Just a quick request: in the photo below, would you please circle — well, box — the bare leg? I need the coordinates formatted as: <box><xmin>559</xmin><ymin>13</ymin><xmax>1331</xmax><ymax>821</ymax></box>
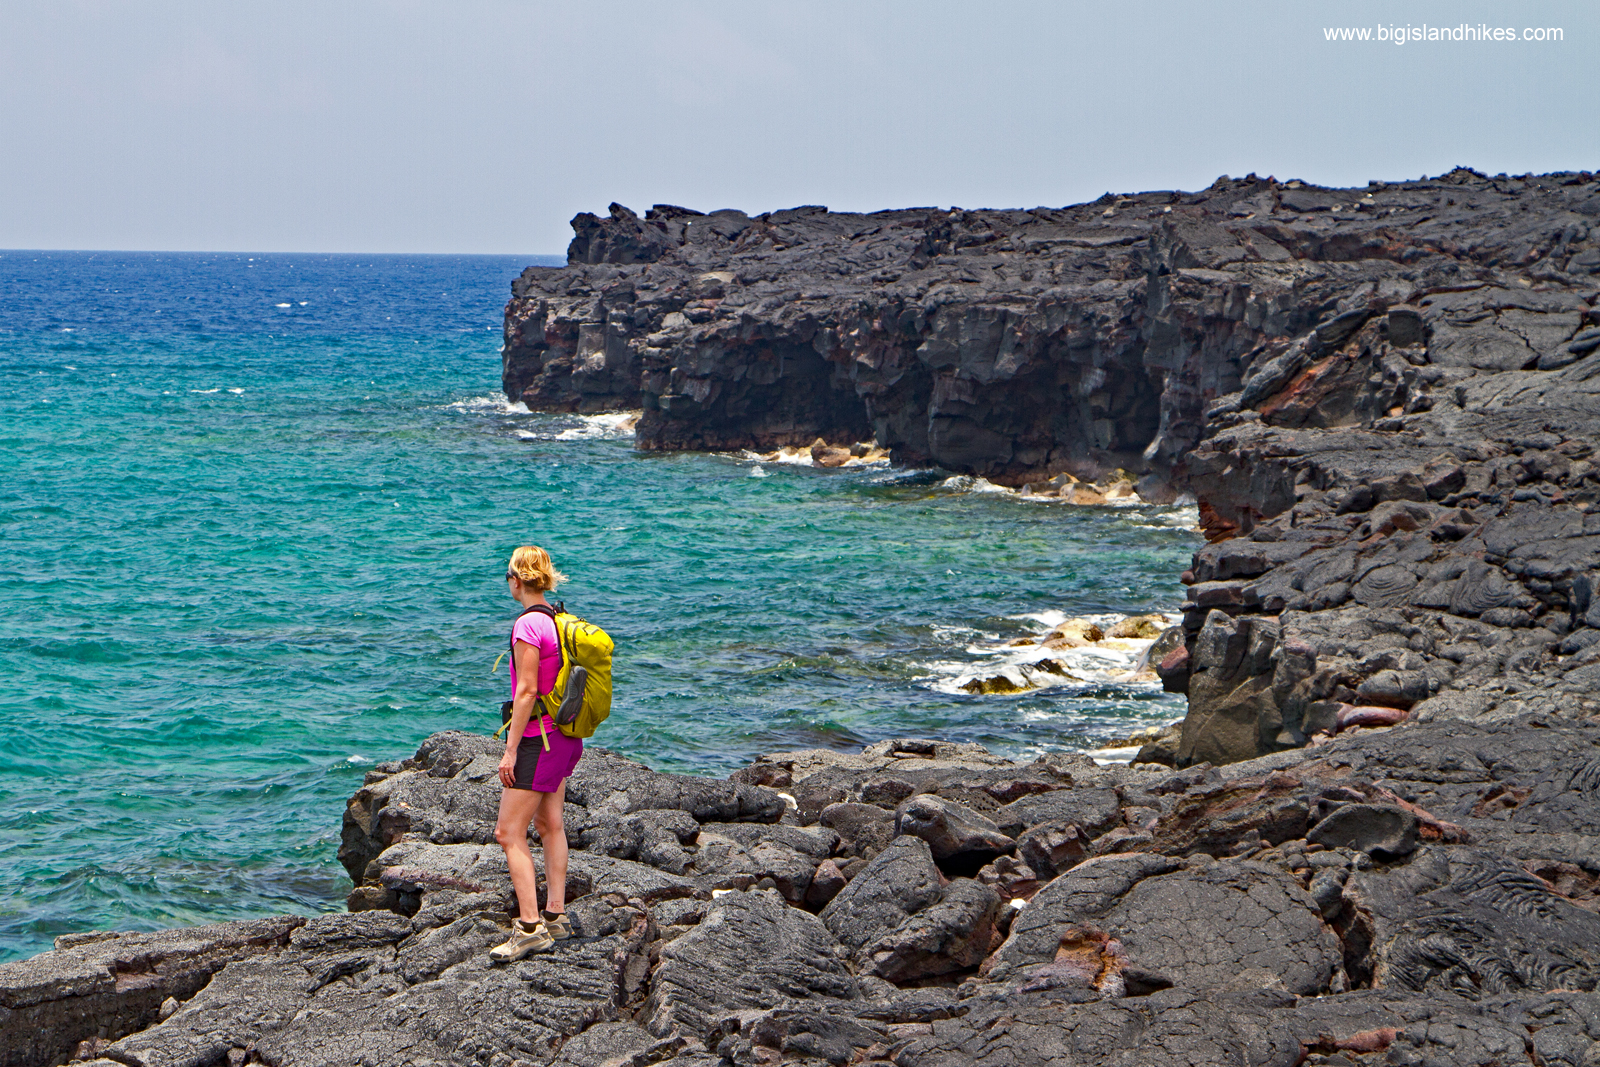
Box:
<box><xmin>495</xmin><ymin>787</ymin><xmax>542</xmax><ymax>923</ymax></box>
<box><xmin>532</xmin><ymin>780</ymin><xmax>568</xmax><ymax>913</ymax></box>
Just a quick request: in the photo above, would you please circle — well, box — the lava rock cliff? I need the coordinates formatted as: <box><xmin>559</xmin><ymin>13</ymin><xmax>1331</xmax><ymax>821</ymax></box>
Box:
<box><xmin>506</xmin><ymin>170</ymin><xmax>1600</xmax><ymax>766</ymax></box>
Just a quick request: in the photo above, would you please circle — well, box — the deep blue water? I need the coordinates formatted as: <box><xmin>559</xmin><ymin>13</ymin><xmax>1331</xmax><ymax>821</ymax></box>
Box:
<box><xmin>0</xmin><ymin>250</ymin><xmax>1197</xmax><ymax>962</ymax></box>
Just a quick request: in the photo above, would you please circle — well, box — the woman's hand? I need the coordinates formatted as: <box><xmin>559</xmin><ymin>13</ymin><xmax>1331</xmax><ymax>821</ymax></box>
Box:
<box><xmin>498</xmin><ymin>639</ymin><xmax>542</xmax><ymax>789</ymax></box>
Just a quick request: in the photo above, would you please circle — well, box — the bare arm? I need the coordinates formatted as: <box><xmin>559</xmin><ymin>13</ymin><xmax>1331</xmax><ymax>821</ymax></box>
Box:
<box><xmin>498</xmin><ymin>639</ymin><xmax>542</xmax><ymax>787</ymax></box>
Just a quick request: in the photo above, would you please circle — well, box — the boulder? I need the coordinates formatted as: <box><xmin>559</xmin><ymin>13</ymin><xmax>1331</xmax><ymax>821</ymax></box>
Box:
<box><xmin>644</xmin><ymin>890</ymin><xmax>859</xmax><ymax>1042</ymax></box>
<box><xmin>566</xmin><ymin>748</ymin><xmax>787</xmax><ymax>823</ymax></box>
<box><xmin>690</xmin><ymin>834</ymin><xmax>821</xmax><ymax>902</ymax></box>
<box><xmin>819</xmin><ymin>836</ymin><xmax>943</xmax><ymax>955</ymax></box>
<box><xmin>860</xmin><ymin>879</ymin><xmax>1001</xmax><ymax>984</ymax></box>
<box><xmin>986</xmin><ymin>854</ymin><xmax>1344</xmax><ymax>996</ymax></box>
<box><xmin>1176</xmin><ymin>612</ymin><xmax>1283</xmax><ymax>767</ymax></box>
<box><xmin>804</xmin><ymin>860</ymin><xmax>848</xmax><ymax>908</ymax></box>
<box><xmin>549</xmin><ymin>1022</ymin><xmax>658</xmax><ymax>1066</ymax></box>
<box><xmin>992</xmin><ymin>787</ymin><xmax>1123</xmax><ymax>840</ymax></box>
<box><xmin>696</xmin><ymin>821</ymin><xmax>837</xmax><ymax>859</ymax></box>
<box><xmin>0</xmin><ymin>917</ymin><xmax>304</xmax><ymax>1067</ymax></box>
<box><xmin>1016</xmin><ymin>823</ymin><xmax>1095</xmax><ymax>880</ymax></box>
<box><xmin>1306</xmin><ymin>803</ymin><xmax>1418</xmax><ymax>859</ymax></box>
<box><xmin>894</xmin><ymin>795</ymin><xmax>1015</xmax><ymax>874</ymax></box>
<box><xmin>819</xmin><ymin>802</ymin><xmax>897</xmax><ymax>859</ymax></box>
<box><xmin>714</xmin><ymin>1007</ymin><xmax>885</xmax><ymax>1066</ymax></box>
<box><xmin>1107</xmin><ymin>615</ymin><xmax>1166</xmax><ymax>640</ymax></box>
<box><xmin>579</xmin><ymin>808</ymin><xmax>700</xmax><ymax>869</ymax></box>
<box><xmin>976</xmin><ymin>855</ymin><xmax>1041</xmax><ymax>902</ymax></box>
<box><xmin>810</xmin><ymin>439</ymin><xmax>853</xmax><ymax>467</ymax></box>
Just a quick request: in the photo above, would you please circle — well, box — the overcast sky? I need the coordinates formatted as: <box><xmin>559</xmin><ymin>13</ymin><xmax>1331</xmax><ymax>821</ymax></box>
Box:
<box><xmin>2</xmin><ymin>0</ymin><xmax>1594</xmax><ymax>254</ymax></box>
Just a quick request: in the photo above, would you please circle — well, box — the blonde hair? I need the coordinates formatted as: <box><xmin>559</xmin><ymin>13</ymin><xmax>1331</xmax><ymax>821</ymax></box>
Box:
<box><xmin>507</xmin><ymin>545</ymin><xmax>566</xmax><ymax>592</ymax></box>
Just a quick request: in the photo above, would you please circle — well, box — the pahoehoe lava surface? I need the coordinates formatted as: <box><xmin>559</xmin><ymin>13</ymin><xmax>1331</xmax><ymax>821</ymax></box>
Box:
<box><xmin>15</xmin><ymin>720</ymin><xmax>1600</xmax><ymax>1066</ymax></box>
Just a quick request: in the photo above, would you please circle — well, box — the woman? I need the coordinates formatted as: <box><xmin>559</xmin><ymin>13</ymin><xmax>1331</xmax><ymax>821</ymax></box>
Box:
<box><xmin>489</xmin><ymin>545</ymin><xmax>584</xmax><ymax>963</ymax></box>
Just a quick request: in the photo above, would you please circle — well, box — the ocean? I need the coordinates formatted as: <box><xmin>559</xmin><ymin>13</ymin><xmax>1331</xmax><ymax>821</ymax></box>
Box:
<box><xmin>0</xmin><ymin>250</ymin><xmax>1198</xmax><ymax>963</ymax></box>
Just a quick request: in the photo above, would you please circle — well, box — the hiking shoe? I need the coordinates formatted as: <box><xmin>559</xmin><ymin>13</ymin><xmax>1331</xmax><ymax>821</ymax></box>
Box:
<box><xmin>541</xmin><ymin>910</ymin><xmax>573</xmax><ymax>940</ymax></box>
<box><xmin>489</xmin><ymin>918</ymin><xmax>553</xmax><ymax>963</ymax></box>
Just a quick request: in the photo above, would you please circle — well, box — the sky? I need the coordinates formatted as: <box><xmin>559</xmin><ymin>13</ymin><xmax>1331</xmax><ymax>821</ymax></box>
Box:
<box><xmin>2</xmin><ymin>0</ymin><xmax>1595</xmax><ymax>255</ymax></box>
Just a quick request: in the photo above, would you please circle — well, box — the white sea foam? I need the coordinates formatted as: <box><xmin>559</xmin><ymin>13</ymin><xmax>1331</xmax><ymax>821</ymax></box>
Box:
<box><xmin>1018</xmin><ymin>491</ymin><xmax>1149</xmax><ymax>508</ymax></box>
<box><xmin>866</xmin><ymin>466</ymin><xmax>934</xmax><ymax>486</ymax></box>
<box><xmin>1085</xmin><ymin>745</ymin><xmax>1143</xmax><ymax>766</ymax></box>
<box><xmin>552</xmin><ymin>411</ymin><xmax>639</xmax><ymax>441</ymax></box>
<box><xmin>62</xmin><ymin>365</ymin><xmax>76</xmax><ymax>370</ymax></box>
<box><xmin>227</xmin><ymin>388</ymin><xmax>244</xmax><ymax>395</ymax></box>
<box><xmin>447</xmin><ymin>394</ymin><xmax>531</xmax><ymax>415</ymax></box>
<box><xmin>731</xmin><ymin>445</ymin><xmax>891</xmax><ymax>470</ymax></box>
<box><xmin>502</xmin><ymin>411</ymin><xmax>639</xmax><ymax>441</ymax></box>
<box><xmin>929</xmin><ymin>623</ymin><xmax>987</xmax><ymax>642</ymax></box>
<box><xmin>919</xmin><ymin>610</ymin><xmax>1181</xmax><ymax>696</ymax></box>
<box><xmin>1006</xmin><ymin>610</ymin><xmax>1128</xmax><ymax>632</ymax></box>
<box><xmin>189</xmin><ymin>388</ymin><xmax>219</xmax><ymax>394</ymax></box>
<box><xmin>939</xmin><ymin>475</ymin><xmax>1013</xmax><ymax>494</ymax></box>
<box><xmin>749</xmin><ymin>465</ymin><xmax>771</xmax><ymax>478</ymax></box>
<box><xmin>758</xmin><ymin>447</ymin><xmax>819</xmax><ymax>467</ymax></box>
<box><xmin>1141</xmin><ymin>504</ymin><xmax>1201</xmax><ymax>528</ymax></box>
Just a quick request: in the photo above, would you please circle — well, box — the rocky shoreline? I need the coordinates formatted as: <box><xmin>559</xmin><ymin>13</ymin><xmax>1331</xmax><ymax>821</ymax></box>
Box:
<box><xmin>5</xmin><ymin>169</ymin><xmax>1600</xmax><ymax>1065</ymax></box>
<box><xmin>10</xmin><ymin>718</ymin><xmax>1600</xmax><ymax>1066</ymax></box>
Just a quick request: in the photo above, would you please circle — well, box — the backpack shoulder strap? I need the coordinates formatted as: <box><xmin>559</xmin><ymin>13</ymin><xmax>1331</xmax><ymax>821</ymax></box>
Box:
<box><xmin>509</xmin><ymin>604</ymin><xmax>564</xmax><ymax>695</ymax></box>
<box><xmin>510</xmin><ymin>604</ymin><xmax>559</xmax><ymax>647</ymax></box>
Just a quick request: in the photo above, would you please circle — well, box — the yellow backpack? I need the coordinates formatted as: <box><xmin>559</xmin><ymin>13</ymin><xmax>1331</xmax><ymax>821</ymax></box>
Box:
<box><xmin>496</xmin><ymin>603</ymin><xmax>614</xmax><ymax>747</ymax></box>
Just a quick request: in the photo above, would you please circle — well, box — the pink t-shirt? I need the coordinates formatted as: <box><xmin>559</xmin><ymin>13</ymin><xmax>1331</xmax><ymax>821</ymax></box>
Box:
<box><xmin>509</xmin><ymin>609</ymin><xmax>562</xmax><ymax>738</ymax></box>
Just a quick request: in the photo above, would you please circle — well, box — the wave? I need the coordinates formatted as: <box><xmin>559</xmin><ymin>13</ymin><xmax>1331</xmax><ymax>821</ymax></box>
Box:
<box><xmin>506</xmin><ymin>411</ymin><xmax>640</xmax><ymax>442</ymax></box>
<box><xmin>741</xmin><ymin>447</ymin><xmax>818</xmax><ymax>467</ymax></box>
<box><xmin>928</xmin><ymin>477</ymin><xmax>1203</xmax><ymax>531</ymax></box>
<box><xmin>441</xmin><ymin>398</ymin><xmax>638</xmax><ymax>444</ymax></box>
<box><xmin>730</xmin><ymin>444</ymin><xmax>892</xmax><ymax>470</ymax></box>
<box><xmin>939</xmin><ymin>474</ymin><xmax>1013</xmax><ymax>495</ymax></box>
<box><xmin>553</xmin><ymin>411</ymin><xmax>639</xmax><ymax>441</ymax></box>
<box><xmin>446</xmin><ymin>394</ymin><xmax>531</xmax><ymax>415</ymax></box>
<box><xmin>865</xmin><ymin>467</ymin><xmax>947</xmax><ymax>487</ymax></box>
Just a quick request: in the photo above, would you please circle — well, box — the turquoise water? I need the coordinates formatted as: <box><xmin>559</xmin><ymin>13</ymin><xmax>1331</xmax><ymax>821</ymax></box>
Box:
<box><xmin>0</xmin><ymin>251</ymin><xmax>1198</xmax><ymax>962</ymax></box>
